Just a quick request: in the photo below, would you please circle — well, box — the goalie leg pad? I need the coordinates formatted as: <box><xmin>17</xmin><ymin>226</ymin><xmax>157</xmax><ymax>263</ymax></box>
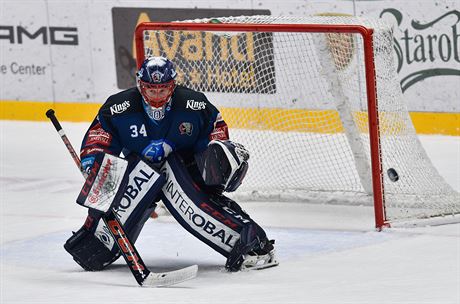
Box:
<box><xmin>65</xmin><ymin>202</ymin><xmax>158</xmax><ymax>271</ymax></box>
<box><xmin>65</xmin><ymin>154</ymin><xmax>165</xmax><ymax>271</ymax></box>
<box><xmin>226</xmin><ymin>232</ymin><xmax>278</xmax><ymax>272</ymax></box>
<box><xmin>160</xmin><ymin>153</ymin><xmax>273</xmax><ymax>266</ymax></box>
<box><xmin>64</xmin><ymin>213</ymin><xmax>120</xmax><ymax>271</ymax></box>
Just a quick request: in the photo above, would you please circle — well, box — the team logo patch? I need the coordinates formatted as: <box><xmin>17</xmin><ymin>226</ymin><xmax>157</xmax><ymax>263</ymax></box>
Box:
<box><xmin>179</xmin><ymin>122</ymin><xmax>193</xmax><ymax>136</ymax></box>
<box><xmin>151</xmin><ymin>71</ymin><xmax>163</xmax><ymax>83</ymax></box>
<box><xmin>152</xmin><ymin>108</ymin><xmax>165</xmax><ymax>120</ymax></box>
<box><xmin>209</xmin><ymin>120</ymin><xmax>229</xmax><ymax>141</ymax></box>
<box><xmin>86</xmin><ymin>123</ymin><xmax>112</xmax><ymax>147</ymax></box>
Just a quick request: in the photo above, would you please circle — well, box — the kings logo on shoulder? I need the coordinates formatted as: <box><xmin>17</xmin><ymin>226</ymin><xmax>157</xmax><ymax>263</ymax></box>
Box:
<box><xmin>186</xmin><ymin>99</ymin><xmax>206</xmax><ymax>110</ymax></box>
<box><xmin>110</xmin><ymin>100</ymin><xmax>131</xmax><ymax>115</ymax></box>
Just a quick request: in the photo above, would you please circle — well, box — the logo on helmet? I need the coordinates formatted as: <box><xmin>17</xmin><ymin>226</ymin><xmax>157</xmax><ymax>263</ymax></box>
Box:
<box><xmin>151</xmin><ymin>71</ymin><xmax>163</xmax><ymax>83</ymax></box>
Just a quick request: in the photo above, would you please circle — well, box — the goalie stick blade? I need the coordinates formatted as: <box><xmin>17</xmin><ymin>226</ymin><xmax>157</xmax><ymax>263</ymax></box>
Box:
<box><xmin>141</xmin><ymin>265</ymin><xmax>198</xmax><ymax>287</ymax></box>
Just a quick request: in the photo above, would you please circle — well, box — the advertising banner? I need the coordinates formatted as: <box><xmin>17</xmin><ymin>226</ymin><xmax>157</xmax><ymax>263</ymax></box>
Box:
<box><xmin>0</xmin><ymin>1</ymin><xmax>93</xmax><ymax>102</ymax></box>
<box><xmin>362</xmin><ymin>2</ymin><xmax>460</xmax><ymax>112</ymax></box>
<box><xmin>112</xmin><ymin>7</ymin><xmax>270</xmax><ymax>90</ymax></box>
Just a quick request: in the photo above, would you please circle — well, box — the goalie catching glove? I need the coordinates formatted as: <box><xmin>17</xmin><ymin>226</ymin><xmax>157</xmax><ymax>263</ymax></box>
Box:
<box><xmin>195</xmin><ymin>140</ymin><xmax>249</xmax><ymax>193</ymax></box>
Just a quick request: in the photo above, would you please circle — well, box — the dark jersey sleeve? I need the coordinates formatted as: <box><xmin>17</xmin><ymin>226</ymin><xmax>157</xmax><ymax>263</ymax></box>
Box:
<box><xmin>193</xmin><ymin>96</ymin><xmax>229</xmax><ymax>153</ymax></box>
<box><xmin>80</xmin><ymin>102</ymin><xmax>124</xmax><ymax>159</ymax></box>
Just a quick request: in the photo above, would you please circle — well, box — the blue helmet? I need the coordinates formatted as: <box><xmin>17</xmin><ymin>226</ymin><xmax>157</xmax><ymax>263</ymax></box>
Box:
<box><xmin>136</xmin><ymin>56</ymin><xmax>177</xmax><ymax>108</ymax></box>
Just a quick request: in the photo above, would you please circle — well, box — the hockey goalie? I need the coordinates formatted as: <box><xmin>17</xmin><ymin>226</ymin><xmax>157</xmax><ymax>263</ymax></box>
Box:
<box><xmin>64</xmin><ymin>56</ymin><xmax>278</xmax><ymax>273</ymax></box>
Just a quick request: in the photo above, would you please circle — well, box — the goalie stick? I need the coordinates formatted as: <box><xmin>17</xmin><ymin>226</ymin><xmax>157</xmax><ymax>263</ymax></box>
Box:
<box><xmin>45</xmin><ymin>109</ymin><xmax>198</xmax><ymax>287</ymax></box>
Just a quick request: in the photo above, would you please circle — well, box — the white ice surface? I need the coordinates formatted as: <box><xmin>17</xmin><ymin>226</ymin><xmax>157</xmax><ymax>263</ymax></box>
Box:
<box><xmin>1</xmin><ymin>121</ymin><xmax>459</xmax><ymax>304</ymax></box>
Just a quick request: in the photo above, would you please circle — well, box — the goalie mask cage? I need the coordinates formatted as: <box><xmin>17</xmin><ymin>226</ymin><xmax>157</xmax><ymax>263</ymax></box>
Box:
<box><xmin>134</xmin><ymin>16</ymin><xmax>459</xmax><ymax>229</ymax></box>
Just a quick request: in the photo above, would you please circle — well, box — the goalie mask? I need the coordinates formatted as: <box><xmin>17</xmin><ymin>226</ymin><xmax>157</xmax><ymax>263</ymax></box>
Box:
<box><xmin>195</xmin><ymin>140</ymin><xmax>249</xmax><ymax>192</ymax></box>
<box><xmin>136</xmin><ymin>56</ymin><xmax>177</xmax><ymax>121</ymax></box>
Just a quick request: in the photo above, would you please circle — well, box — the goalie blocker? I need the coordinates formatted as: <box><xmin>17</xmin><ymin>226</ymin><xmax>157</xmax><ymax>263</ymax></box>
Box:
<box><xmin>65</xmin><ymin>140</ymin><xmax>277</xmax><ymax>272</ymax></box>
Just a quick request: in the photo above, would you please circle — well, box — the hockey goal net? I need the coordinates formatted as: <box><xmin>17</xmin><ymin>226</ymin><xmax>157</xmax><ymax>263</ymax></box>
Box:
<box><xmin>135</xmin><ymin>16</ymin><xmax>459</xmax><ymax>229</ymax></box>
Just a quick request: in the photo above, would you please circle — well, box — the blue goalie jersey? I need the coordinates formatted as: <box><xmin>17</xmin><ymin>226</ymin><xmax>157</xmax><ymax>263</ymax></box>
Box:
<box><xmin>80</xmin><ymin>85</ymin><xmax>229</xmax><ymax>161</ymax></box>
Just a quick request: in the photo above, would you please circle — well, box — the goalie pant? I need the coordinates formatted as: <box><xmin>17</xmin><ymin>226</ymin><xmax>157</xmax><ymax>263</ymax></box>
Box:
<box><xmin>65</xmin><ymin>153</ymin><xmax>270</xmax><ymax>271</ymax></box>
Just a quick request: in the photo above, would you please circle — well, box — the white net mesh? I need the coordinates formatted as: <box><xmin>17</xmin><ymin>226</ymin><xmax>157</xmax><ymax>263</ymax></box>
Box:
<box><xmin>138</xmin><ymin>15</ymin><xmax>459</xmax><ymax>224</ymax></box>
